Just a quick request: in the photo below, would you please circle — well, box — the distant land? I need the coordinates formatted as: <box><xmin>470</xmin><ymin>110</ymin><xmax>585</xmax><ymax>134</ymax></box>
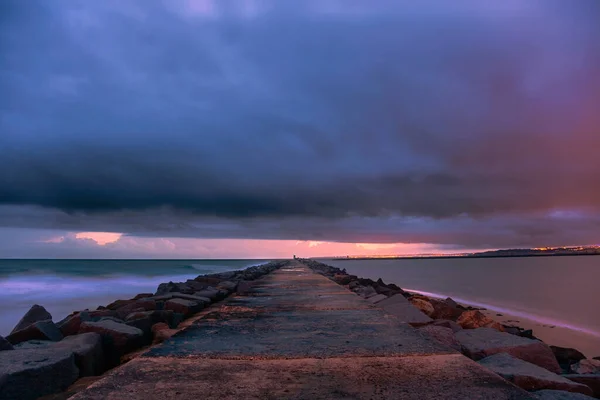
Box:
<box><xmin>331</xmin><ymin>245</ymin><xmax>600</xmax><ymax>260</ymax></box>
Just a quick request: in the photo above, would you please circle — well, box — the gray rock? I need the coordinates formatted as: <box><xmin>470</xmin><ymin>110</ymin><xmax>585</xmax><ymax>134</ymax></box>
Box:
<box><xmin>550</xmin><ymin>346</ymin><xmax>586</xmax><ymax>370</ymax></box>
<box><xmin>79</xmin><ymin>320</ymin><xmax>143</xmax><ymax>356</ymax></box>
<box><xmin>236</xmin><ymin>280</ymin><xmax>253</xmax><ymax>295</ymax></box>
<box><xmin>10</xmin><ymin>304</ymin><xmax>53</xmax><ymax>334</ymax></box>
<box><xmin>366</xmin><ymin>294</ymin><xmax>387</xmax><ymax>304</ymax></box>
<box><xmin>564</xmin><ymin>374</ymin><xmax>600</xmax><ymax>398</ymax></box>
<box><xmin>115</xmin><ymin>299</ymin><xmax>156</xmax><ymax>319</ymax></box>
<box><xmin>418</xmin><ymin>325</ymin><xmax>461</xmax><ymax>351</ymax></box>
<box><xmin>6</xmin><ymin>320</ymin><xmax>63</xmax><ymax>345</ymax></box>
<box><xmin>571</xmin><ymin>359</ymin><xmax>600</xmax><ymax>374</ymax></box>
<box><xmin>0</xmin><ymin>335</ymin><xmax>13</xmax><ymax>351</ymax></box>
<box><xmin>216</xmin><ymin>280</ymin><xmax>238</xmax><ymax>292</ymax></box>
<box><xmin>354</xmin><ymin>285</ymin><xmax>378</xmax><ymax>298</ymax></box>
<box><xmin>194</xmin><ymin>288</ymin><xmax>221</xmax><ymax>301</ymax></box>
<box><xmin>0</xmin><ymin>347</ymin><xmax>79</xmax><ymax>400</ymax></box>
<box><xmin>456</xmin><ymin>328</ymin><xmax>561</xmax><ymax>373</ymax></box>
<box><xmin>376</xmin><ymin>294</ymin><xmax>433</xmax><ymax>326</ymax></box>
<box><xmin>534</xmin><ymin>389</ymin><xmax>595</xmax><ymax>399</ymax></box>
<box><xmin>456</xmin><ymin>310</ymin><xmax>504</xmax><ymax>331</ymax></box>
<box><xmin>478</xmin><ymin>353</ymin><xmax>592</xmax><ymax>395</ymax></box>
<box><xmin>58</xmin><ymin>333</ymin><xmax>105</xmax><ymax>376</ymax></box>
<box><xmin>431</xmin><ymin>319</ymin><xmax>463</xmax><ymax>333</ymax></box>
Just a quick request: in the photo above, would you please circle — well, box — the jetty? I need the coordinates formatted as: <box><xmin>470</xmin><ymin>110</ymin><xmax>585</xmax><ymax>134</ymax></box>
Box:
<box><xmin>70</xmin><ymin>262</ymin><xmax>536</xmax><ymax>399</ymax></box>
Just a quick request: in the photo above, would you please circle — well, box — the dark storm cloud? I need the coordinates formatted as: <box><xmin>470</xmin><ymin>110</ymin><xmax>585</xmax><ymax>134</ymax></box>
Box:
<box><xmin>1</xmin><ymin>0</ymin><xmax>600</xmax><ymax>247</ymax></box>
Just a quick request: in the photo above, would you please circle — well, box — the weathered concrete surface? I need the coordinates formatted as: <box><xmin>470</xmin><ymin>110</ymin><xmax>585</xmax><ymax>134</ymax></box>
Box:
<box><xmin>71</xmin><ymin>263</ymin><xmax>535</xmax><ymax>399</ymax></box>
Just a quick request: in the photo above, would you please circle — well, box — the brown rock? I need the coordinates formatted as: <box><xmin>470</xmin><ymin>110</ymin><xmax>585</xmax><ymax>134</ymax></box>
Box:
<box><xmin>10</xmin><ymin>304</ymin><xmax>53</xmax><ymax>334</ymax></box>
<box><xmin>79</xmin><ymin>320</ymin><xmax>143</xmax><ymax>356</ymax></box>
<box><xmin>7</xmin><ymin>320</ymin><xmax>63</xmax><ymax>345</ymax></box>
<box><xmin>151</xmin><ymin>323</ymin><xmax>170</xmax><ymax>333</ymax></box>
<box><xmin>457</xmin><ymin>310</ymin><xmax>504</xmax><ymax>331</ymax></box>
<box><xmin>428</xmin><ymin>298</ymin><xmax>463</xmax><ymax>320</ymax></box>
<box><xmin>132</xmin><ymin>293</ymin><xmax>153</xmax><ymax>300</ymax></box>
<box><xmin>165</xmin><ymin>298</ymin><xmax>202</xmax><ymax>316</ymax></box>
<box><xmin>153</xmin><ymin>328</ymin><xmax>178</xmax><ymax>344</ymax></box>
<box><xmin>105</xmin><ymin>299</ymin><xmax>135</xmax><ymax>310</ymax></box>
<box><xmin>115</xmin><ymin>300</ymin><xmax>156</xmax><ymax>319</ymax></box>
<box><xmin>333</xmin><ymin>274</ymin><xmax>354</xmax><ymax>285</ymax></box>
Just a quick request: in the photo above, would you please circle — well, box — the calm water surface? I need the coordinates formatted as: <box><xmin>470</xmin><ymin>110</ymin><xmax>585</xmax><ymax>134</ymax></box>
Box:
<box><xmin>325</xmin><ymin>256</ymin><xmax>600</xmax><ymax>353</ymax></box>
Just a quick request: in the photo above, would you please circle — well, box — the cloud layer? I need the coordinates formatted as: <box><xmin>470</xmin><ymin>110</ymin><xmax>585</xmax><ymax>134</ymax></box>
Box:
<box><xmin>1</xmin><ymin>0</ymin><xmax>599</xmax><ymax>251</ymax></box>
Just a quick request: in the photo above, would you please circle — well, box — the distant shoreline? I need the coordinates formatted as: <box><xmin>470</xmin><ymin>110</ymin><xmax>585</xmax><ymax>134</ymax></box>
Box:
<box><xmin>326</xmin><ymin>253</ymin><xmax>600</xmax><ymax>261</ymax></box>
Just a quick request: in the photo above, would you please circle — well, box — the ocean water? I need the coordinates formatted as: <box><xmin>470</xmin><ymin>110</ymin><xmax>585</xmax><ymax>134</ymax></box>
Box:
<box><xmin>0</xmin><ymin>259</ymin><xmax>269</xmax><ymax>336</ymax></box>
<box><xmin>324</xmin><ymin>256</ymin><xmax>600</xmax><ymax>356</ymax></box>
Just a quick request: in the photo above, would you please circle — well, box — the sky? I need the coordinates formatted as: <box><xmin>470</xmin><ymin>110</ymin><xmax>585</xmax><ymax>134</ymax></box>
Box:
<box><xmin>1</xmin><ymin>0</ymin><xmax>599</xmax><ymax>258</ymax></box>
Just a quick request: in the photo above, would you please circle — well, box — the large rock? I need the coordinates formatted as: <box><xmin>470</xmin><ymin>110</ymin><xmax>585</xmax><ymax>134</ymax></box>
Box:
<box><xmin>57</xmin><ymin>311</ymin><xmax>92</xmax><ymax>337</ymax></box>
<box><xmin>366</xmin><ymin>294</ymin><xmax>388</xmax><ymax>304</ymax></box>
<box><xmin>478</xmin><ymin>353</ymin><xmax>593</xmax><ymax>395</ymax></box>
<box><xmin>115</xmin><ymin>299</ymin><xmax>156</xmax><ymax>319</ymax></box>
<box><xmin>10</xmin><ymin>304</ymin><xmax>53</xmax><ymax>334</ymax></box>
<box><xmin>14</xmin><ymin>334</ymin><xmax>105</xmax><ymax>377</ymax></box>
<box><xmin>431</xmin><ymin>319</ymin><xmax>463</xmax><ymax>333</ymax></box>
<box><xmin>409</xmin><ymin>298</ymin><xmax>435</xmax><ymax>316</ymax></box>
<box><xmin>571</xmin><ymin>359</ymin><xmax>600</xmax><ymax>374</ymax></box>
<box><xmin>457</xmin><ymin>310</ymin><xmax>504</xmax><ymax>331</ymax></box>
<box><xmin>456</xmin><ymin>328</ymin><xmax>561</xmax><ymax>373</ymax></box>
<box><xmin>550</xmin><ymin>346</ymin><xmax>586</xmax><ymax>371</ymax></box>
<box><xmin>564</xmin><ymin>374</ymin><xmax>600</xmax><ymax>398</ymax></box>
<box><xmin>7</xmin><ymin>320</ymin><xmax>63</xmax><ymax>345</ymax></box>
<box><xmin>58</xmin><ymin>333</ymin><xmax>105</xmax><ymax>377</ymax></box>
<box><xmin>0</xmin><ymin>335</ymin><xmax>13</xmax><ymax>351</ymax></box>
<box><xmin>376</xmin><ymin>294</ymin><xmax>433</xmax><ymax>326</ymax></box>
<box><xmin>534</xmin><ymin>390</ymin><xmax>596</xmax><ymax>399</ymax></box>
<box><xmin>0</xmin><ymin>347</ymin><xmax>79</xmax><ymax>400</ymax></box>
<box><xmin>79</xmin><ymin>320</ymin><xmax>143</xmax><ymax>356</ymax></box>
<box><xmin>194</xmin><ymin>288</ymin><xmax>225</xmax><ymax>301</ymax></box>
<box><xmin>428</xmin><ymin>298</ymin><xmax>463</xmax><ymax>320</ymax></box>
<box><xmin>165</xmin><ymin>298</ymin><xmax>203</xmax><ymax>316</ymax></box>
<box><xmin>418</xmin><ymin>325</ymin><xmax>461</xmax><ymax>351</ymax></box>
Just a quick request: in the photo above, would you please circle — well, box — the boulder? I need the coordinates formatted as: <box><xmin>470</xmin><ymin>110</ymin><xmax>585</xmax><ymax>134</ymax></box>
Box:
<box><xmin>115</xmin><ymin>299</ymin><xmax>156</xmax><ymax>319</ymax></box>
<box><xmin>0</xmin><ymin>347</ymin><xmax>79</xmax><ymax>400</ymax></box>
<box><xmin>376</xmin><ymin>294</ymin><xmax>433</xmax><ymax>326</ymax></box>
<box><xmin>216</xmin><ymin>280</ymin><xmax>237</xmax><ymax>292</ymax></box>
<box><xmin>57</xmin><ymin>312</ymin><xmax>92</xmax><ymax>337</ymax></box>
<box><xmin>534</xmin><ymin>389</ymin><xmax>596</xmax><ymax>399</ymax></box>
<box><xmin>0</xmin><ymin>335</ymin><xmax>13</xmax><ymax>351</ymax></box>
<box><xmin>564</xmin><ymin>374</ymin><xmax>600</xmax><ymax>398</ymax></box>
<box><xmin>104</xmin><ymin>299</ymin><xmax>135</xmax><ymax>310</ymax></box>
<box><xmin>333</xmin><ymin>274</ymin><xmax>354</xmax><ymax>285</ymax></box>
<box><xmin>151</xmin><ymin>322</ymin><xmax>170</xmax><ymax>333</ymax></box>
<box><xmin>445</xmin><ymin>297</ymin><xmax>459</xmax><ymax>308</ymax></box>
<box><xmin>478</xmin><ymin>353</ymin><xmax>592</xmax><ymax>395</ymax></box>
<box><xmin>236</xmin><ymin>280</ymin><xmax>253</xmax><ymax>295</ymax></box>
<box><xmin>153</xmin><ymin>327</ymin><xmax>179</xmax><ymax>344</ymax></box>
<box><xmin>455</xmin><ymin>328</ymin><xmax>561</xmax><ymax>373</ymax></box>
<box><xmin>550</xmin><ymin>346</ymin><xmax>586</xmax><ymax>371</ymax></box>
<box><xmin>58</xmin><ymin>333</ymin><xmax>105</xmax><ymax>377</ymax></box>
<box><xmin>418</xmin><ymin>325</ymin><xmax>461</xmax><ymax>351</ymax></box>
<box><xmin>428</xmin><ymin>298</ymin><xmax>463</xmax><ymax>320</ymax></box>
<box><xmin>348</xmin><ymin>281</ymin><xmax>360</xmax><ymax>290</ymax></box>
<box><xmin>366</xmin><ymin>294</ymin><xmax>388</xmax><ymax>304</ymax></box>
<box><xmin>10</xmin><ymin>304</ymin><xmax>53</xmax><ymax>334</ymax></box>
<box><xmin>457</xmin><ymin>310</ymin><xmax>504</xmax><ymax>331</ymax></box>
<box><xmin>165</xmin><ymin>298</ymin><xmax>202</xmax><ymax>316</ymax></box>
<box><xmin>354</xmin><ymin>285</ymin><xmax>378</xmax><ymax>298</ymax></box>
<box><xmin>409</xmin><ymin>298</ymin><xmax>435</xmax><ymax>316</ymax></box>
<box><xmin>431</xmin><ymin>319</ymin><xmax>463</xmax><ymax>333</ymax></box>
<box><xmin>132</xmin><ymin>293</ymin><xmax>154</xmax><ymax>300</ymax></box>
<box><xmin>571</xmin><ymin>360</ymin><xmax>600</xmax><ymax>375</ymax></box>
<box><xmin>79</xmin><ymin>320</ymin><xmax>143</xmax><ymax>356</ymax></box>
<box><xmin>7</xmin><ymin>320</ymin><xmax>63</xmax><ymax>345</ymax></box>
<box><xmin>194</xmin><ymin>288</ymin><xmax>222</xmax><ymax>301</ymax></box>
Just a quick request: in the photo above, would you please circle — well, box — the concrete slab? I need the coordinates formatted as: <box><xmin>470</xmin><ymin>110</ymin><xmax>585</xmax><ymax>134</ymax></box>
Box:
<box><xmin>70</xmin><ymin>355</ymin><xmax>535</xmax><ymax>400</ymax></box>
<box><xmin>376</xmin><ymin>294</ymin><xmax>434</xmax><ymax>325</ymax></box>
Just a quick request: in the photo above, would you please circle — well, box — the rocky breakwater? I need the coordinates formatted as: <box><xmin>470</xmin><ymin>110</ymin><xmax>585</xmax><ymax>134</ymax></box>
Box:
<box><xmin>0</xmin><ymin>260</ymin><xmax>289</xmax><ymax>400</ymax></box>
<box><xmin>298</xmin><ymin>258</ymin><xmax>600</xmax><ymax>399</ymax></box>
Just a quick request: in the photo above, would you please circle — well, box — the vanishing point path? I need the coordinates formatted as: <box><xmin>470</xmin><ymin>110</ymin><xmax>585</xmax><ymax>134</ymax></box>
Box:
<box><xmin>72</xmin><ymin>262</ymin><xmax>534</xmax><ymax>399</ymax></box>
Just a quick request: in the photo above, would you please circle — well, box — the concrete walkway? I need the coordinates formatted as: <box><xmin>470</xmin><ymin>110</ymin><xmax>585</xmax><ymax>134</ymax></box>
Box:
<box><xmin>71</xmin><ymin>263</ymin><xmax>534</xmax><ymax>399</ymax></box>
